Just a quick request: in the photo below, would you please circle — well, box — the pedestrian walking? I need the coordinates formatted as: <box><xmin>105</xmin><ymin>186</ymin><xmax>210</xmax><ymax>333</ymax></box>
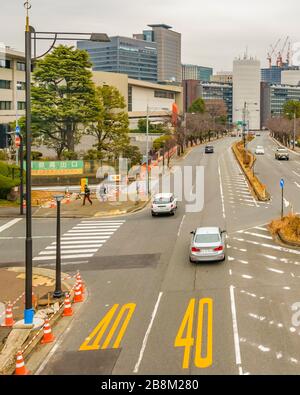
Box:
<box><xmin>83</xmin><ymin>185</ymin><xmax>93</xmax><ymax>206</ymax></box>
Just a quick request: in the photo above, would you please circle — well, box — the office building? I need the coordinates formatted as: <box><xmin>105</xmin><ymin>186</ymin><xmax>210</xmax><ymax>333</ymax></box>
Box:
<box><xmin>281</xmin><ymin>70</ymin><xmax>300</xmax><ymax>86</ymax></box>
<box><xmin>233</xmin><ymin>58</ymin><xmax>261</xmax><ymax>130</ymax></box>
<box><xmin>0</xmin><ymin>46</ymin><xmax>25</xmax><ymax>148</ymax></box>
<box><xmin>92</xmin><ymin>71</ymin><xmax>182</xmax><ymax>128</ymax></box>
<box><xmin>261</xmin><ymin>82</ymin><xmax>300</xmax><ymax>128</ymax></box>
<box><xmin>138</xmin><ymin>24</ymin><xmax>182</xmax><ymax>83</ymax></box>
<box><xmin>182</xmin><ymin>64</ymin><xmax>213</xmax><ymax>82</ymax></box>
<box><xmin>261</xmin><ymin>64</ymin><xmax>300</xmax><ymax>85</ymax></box>
<box><xmin>77</xmin><ymin>36</ymin><xmax>158</xmax><ymax>82</ymax></box>
<box><xmin>182</xmin><ymin>80</ymin><xmax>232</xmax><ymax>122</ymax></box>
<box><xmin>211</xmin><ymin>72</ymin><xmax>233</xmax><ymax>84</ymax></box>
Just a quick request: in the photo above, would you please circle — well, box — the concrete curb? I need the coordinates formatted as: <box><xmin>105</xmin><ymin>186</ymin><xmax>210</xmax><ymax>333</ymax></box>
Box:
<box><xmin>277</xmin><ymin>230</ymin><xmax>300</xmax><ymax>248</ymax></box>
<box><xmin>232</xmin><ymin>144</ymin><xmax>271</xmax><ymax>202</ymax></box>
<box><xmin>0</xmin><ymin>267</ymin><xmax>76</xmax><ymax>375</ymax></box>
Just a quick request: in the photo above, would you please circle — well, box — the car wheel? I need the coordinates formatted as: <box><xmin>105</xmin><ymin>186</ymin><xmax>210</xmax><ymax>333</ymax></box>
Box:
<box><xmin>189</xmin><ymin>257</ymin><xmax>194</xmax><ymax>263</ymax></box>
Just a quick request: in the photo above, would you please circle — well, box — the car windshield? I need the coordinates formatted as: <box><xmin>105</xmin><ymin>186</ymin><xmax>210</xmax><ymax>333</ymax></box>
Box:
<box><xmin>195</xmin><ymin>234</ymin><xmax>220</xmax><ymax>243</ymax></box>
<box><xmin>257</xmin><ymin>146</ymin><xmax>263</xmax><ymax>149</ymax></box>
<box><xmin>154</xmin><ymin>197</ymin><xmax>171</xmax><ymax>204</ymax></box>
<box><xmin>206</xmin><ymin>146</ymin><xmax>213</xmax><ymax>149</ymax></box>
<box><xmin>278</xmin><ymin>148</ymin><xmax>287</xmax><ymax>151</ymax></box>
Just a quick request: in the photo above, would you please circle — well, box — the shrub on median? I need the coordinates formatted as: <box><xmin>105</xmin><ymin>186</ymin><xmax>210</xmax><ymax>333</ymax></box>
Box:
<box><xmin>269</xmin><ymin>214</ymin><xmax>300</xmax><ymax>243</ymax></box>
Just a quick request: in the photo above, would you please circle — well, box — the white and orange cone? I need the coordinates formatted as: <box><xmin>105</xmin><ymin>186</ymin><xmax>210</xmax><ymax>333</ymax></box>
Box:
<box><xmin>50</xmin><ymin>199</ymin><xmax>56</xmax><ymax>209</ymax></box>
<box><xmin>2</xmin><ymin>302</ymin><xmax>15</xmax><ymax>327</ymax></box>
<box><xmin>73</xmin><ymin>282</ymin><xmax>83</xmax><ymax>303</ymax></box>
<box><xmin>76</xmin><ymin>272</ymin><xmax>85</xmax><ymax>294</ymax></box>
<box><xmin>66</xmin><ymin>193</ymin><xmax>71</xmax><ymax>204</ymax></box>
<box><xmin>15</xmin><ymin>351</ymin><xmax>30</xmax><ymax>375</ymax></box>
<box><xmin>41</xmin><ymin>319</ymin><xmax>55</xmax><ymax>344</ymax></box>
<box><xmin>62</xmin><ymin>294</ymin><xmax>73</xmax><ymax>317</ymax></box>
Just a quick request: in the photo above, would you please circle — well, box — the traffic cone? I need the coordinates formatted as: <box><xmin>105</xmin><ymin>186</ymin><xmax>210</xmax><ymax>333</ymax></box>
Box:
<box><xmin>62</xmin><ymin>294</ymin><xmax>73</xmax><ymax>317</ymax></box>
<box><xmin>66</xmin><ymin>193</ymin><xmax>71</xmax><ymax>204</ymax></box>
<box><xmin>22</xmin><ymin>199</ymin><xmax>26</xmax><ymax>209</ymax></box>
<box><xmin>15</xmin><ymin>351</ymin><xmax>30</xmax><ymax>375</ymax></box>
<box><xmin>76</xmin><ymin>272</ymin><xmax>85</xmax><ymax>294</ymax></box>
<box><xmin>74</xmin><ymin>282</ymin><xmax>83</xmax><ymax>303</ymax></box>
<box><xmin>41</xmin><ymin>319</ymin><xmax>55</xmax><ymax>344</ymax></box>
<box><xmin>2</xmin><ymin>302</ymin><xmax>15</xmax><ymax>327</ymax></box>
<box><xmin>50</xmin><ymin>198</ymin><xmax>56</xmax><ymax>209</ymax></box>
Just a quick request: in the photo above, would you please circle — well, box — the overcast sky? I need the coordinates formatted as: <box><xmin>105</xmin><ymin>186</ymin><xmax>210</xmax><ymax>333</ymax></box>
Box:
<box><xmin>1</xmin><ymin>0</ymin><xmax>300</xmax><ymax>71</ymax></box>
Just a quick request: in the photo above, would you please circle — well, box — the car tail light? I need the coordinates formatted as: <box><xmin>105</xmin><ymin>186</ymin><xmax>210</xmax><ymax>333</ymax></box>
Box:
<box><xmin>214</xmin><ymin>246</ymin><xmax>223</xmax><ymax>252</ymax></box>
<box><xmin>191</xmin><ymin>247</ymin><xmax>201</xmax><ymax>253</ymax></box>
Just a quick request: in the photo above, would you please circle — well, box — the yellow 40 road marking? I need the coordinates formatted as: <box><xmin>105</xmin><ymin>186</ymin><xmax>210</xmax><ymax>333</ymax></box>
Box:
<box><xmin>79</xmin><ymin>303</ymin><xmax>136</xmax><ymax>351</ymax></box>
<box><xmin>175</xmin><ymin>298</ymin><xmax>213</xmax><ymax>369</ymax></box>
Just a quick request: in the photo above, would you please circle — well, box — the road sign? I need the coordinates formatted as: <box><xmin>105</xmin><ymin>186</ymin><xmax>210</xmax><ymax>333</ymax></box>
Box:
<box><xmin>15</xmin><ymin>126</ymin><xmax>20</xmax><ymax>135</ymax></box>
<box><xmin>280</xmin><ymin>179</ymin><xmax>284</xmax><ymax>189</ymax></box>
<box><xmin>15</xmin><ymin>135</ymin><xmax>21</xmax><ymax>148</ymax></box>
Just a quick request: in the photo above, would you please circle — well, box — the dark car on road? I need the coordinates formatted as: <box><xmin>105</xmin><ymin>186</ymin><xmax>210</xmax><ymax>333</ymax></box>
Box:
<box><xmin>205</xmin><ymin>145</ymin><xmax>214</xmax><ymax>154</ymax></box>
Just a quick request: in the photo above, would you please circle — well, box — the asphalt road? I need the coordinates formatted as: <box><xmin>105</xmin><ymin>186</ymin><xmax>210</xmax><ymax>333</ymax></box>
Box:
<box><xmin>1</xmin><ymin>132</ymin><xmax>300</xmax><ymax>375</ymax></box>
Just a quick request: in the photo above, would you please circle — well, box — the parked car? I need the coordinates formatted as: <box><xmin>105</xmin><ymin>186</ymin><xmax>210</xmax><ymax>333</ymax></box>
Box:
<box><xmin>205</xmin><ymin>145</ymin><xmax>214</xmax><ymax>154</ymax></box>
<box><xmin>256</xmin><ymin>132</ymin><xmax>261</xmax><ymax>137</ymax></box>
<box><xmin>189</xmin><ymin>227</ymin><xmax>226</xmax><ymax>263</ymax></box>
<box><xmin>255</xmin><ymin>146</ymin><xmax>265</xmax><ymax>155</ymax></box>
<box><xmin>275</xmin><ymin>147</ymin><xmax>289</xmax><ymax>160</ymax></box>
<box><xmin>151</xmin><ymin>193</ymin><xmax>177</xmax><ymax>216</ymax></box>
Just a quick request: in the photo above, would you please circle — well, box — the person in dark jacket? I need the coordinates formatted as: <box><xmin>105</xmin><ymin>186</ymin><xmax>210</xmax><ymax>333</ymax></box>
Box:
<box><xmin>83</xmin><ymin>185</ymin><xmax>93</xmax><ymax>206</ymax></box>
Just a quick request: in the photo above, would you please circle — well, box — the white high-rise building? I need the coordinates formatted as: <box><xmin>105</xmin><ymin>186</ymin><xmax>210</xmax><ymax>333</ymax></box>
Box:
<box><xmin>233</xmin><ymin>58</ymin><xmax>261</xmax><ymax>130</ymax></box>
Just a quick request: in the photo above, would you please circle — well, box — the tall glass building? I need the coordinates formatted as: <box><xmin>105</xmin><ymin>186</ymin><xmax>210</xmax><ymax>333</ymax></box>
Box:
<box><xmin>77</xmin><ymin>36</ymin><xmax>158</xmax><ymax>82</ymax></box>
<box><xmin>200</xmin><ymin>82</ymin><xmax>233</xmax><ymax>123</ymax></box>
<box><xmin>182</xmin><ymin>64</ymin><xmax>213</xmax><ymax>82</ymax></box>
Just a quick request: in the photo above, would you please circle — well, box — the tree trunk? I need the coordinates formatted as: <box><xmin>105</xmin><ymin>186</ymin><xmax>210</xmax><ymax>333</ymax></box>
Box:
<box><xmin>66</xmin><ymin>123</ymin><xmax>75</xmax><ymax>152</ymax></box>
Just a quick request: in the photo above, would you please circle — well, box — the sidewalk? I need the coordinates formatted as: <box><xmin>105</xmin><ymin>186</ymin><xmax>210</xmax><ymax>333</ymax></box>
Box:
<box><xmin>0</xmin><ymin>267</ymin><xmax>75</xmax><ymax>374</ymax></box>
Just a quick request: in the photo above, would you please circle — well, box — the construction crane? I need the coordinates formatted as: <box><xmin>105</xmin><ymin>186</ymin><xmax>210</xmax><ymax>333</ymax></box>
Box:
<box><xmin>267</xmin><ymin>38</ymin><xmax>281</xmax><ymax>68</ymax></box>
<box><xmin>286</xmin><ymin>41</ymin><xmax>292</xmax><ymax>66</ymax></box>
<box><xmin>277</xmin><ymin>36</ymin><xmax>289</xmax><ymax>67</ymax></box>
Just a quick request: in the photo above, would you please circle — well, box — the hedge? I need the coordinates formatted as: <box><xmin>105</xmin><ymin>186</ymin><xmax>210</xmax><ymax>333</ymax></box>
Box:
<box><xmin>0</xmin><ymin>162</ymin><xmax>21</xmax><ymax>199</ymax></box>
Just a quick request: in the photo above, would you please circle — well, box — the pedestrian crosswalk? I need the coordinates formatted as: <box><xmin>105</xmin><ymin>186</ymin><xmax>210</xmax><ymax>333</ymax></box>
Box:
<box><xmin>33</xmin><ymin>220</ymin><xmax>125</xmax><ymax>264</ymax></box>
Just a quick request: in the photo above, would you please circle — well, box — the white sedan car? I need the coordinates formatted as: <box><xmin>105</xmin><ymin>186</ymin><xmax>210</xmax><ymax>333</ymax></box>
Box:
<box><xmin>151</xmin><ymin>193</ymin><xmax>177</xmax><ymax>216</ymax></box>
<box><xmin>255</xmin><ymin>145</ymin><xmax>265</xmax><ymax>155</ymax></box>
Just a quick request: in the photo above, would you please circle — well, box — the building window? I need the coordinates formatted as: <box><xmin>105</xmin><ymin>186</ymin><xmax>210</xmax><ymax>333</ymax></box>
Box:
<box><xmin>17</xmin><ymin>81</ymin><xmax>26</xmax><ymax>90</ymax></box>
<box><xmin>17</xmin><ymin>62</ymin><xmax>26</xmax><ymax>71</ymax></box>
<box><xmin>0</xmin><ymin>80</ymin><xmax>11</xmax><ymax>89</ymax></box>
<box><xmin>17</xmin><ymin>102</ymin><xmax>26</xmax><ymax>111</ymax></box>
<box><xmin>128</xmin><ymin>86</ymin><xmax>132</xmax><ymax>112</ymax></box>
<box><xmin>0</xmin><ymin>101</ymin><xmax>12</xmax><ymax>110</ymax></box>
<box><xmin>0</xmin><ymin>59</ymin><xmax>11</xmax><ymax>69</ymax></box>
<box><xmin>154</xmin><ymin>90</ymin><xmax>175</xmax><ymax>99</ymax></box>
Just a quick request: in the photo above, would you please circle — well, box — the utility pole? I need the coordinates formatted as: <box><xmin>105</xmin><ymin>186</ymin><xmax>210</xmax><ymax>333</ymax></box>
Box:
<box><xmin>146</xmin><ymin>104</ymin><xmax>150</xmax><ymax>197</ymax></box>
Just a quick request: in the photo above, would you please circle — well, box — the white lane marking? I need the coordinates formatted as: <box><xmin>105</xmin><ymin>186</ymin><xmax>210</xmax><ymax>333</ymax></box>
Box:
<box><xmin>293</xmin><ymin>171</ymin><xmax>300</xmax><ymax>178</ymax></box>
<box><xmin>0</xmin><ymin>218</ymin><xmax>22</xmax><ymax>233</ymax></box>
<box><xmin>294</xmin><ymin>182</ymin><xmax>300</xmax><ymax>189</ymax></box>
<box><xmin>218</xmin><ymin>162</ymin><xmax>226</xmax><ymax>219</ymax></box>
<box><xmin>177</xmin><ymin>215</ymin><xmax>186</xmax><ymax>237</ymax></box>
<box><xmin>33</xmin><ymin>254</ymin><xmax>94</xmax><ymax>261</ymax></box>
<box><xmin>52</xmin><ymin>239</ymin><xmax>109</xmax><ymax>244</ymax></box>
<box><xmin>242</xmin><ymin>231</ymin><xmax>273</xmax><ymax>240</ymax></box>
<box><xmin>284</xmin><ymin>198</ymin><xmax>290</xmax><ymax>208</ymax></box>
<box><xmin>229</xmin><ymin>286</ymin><xmax>242</xmax><ymax>370</ymax></box>
<box><xmin>46</xmin><ymin>244</ymin><xmax>103</xmax><ymax>250</ymax></box>
<box><xmin>66</xmin><ymin>232</ymin><xmax>114</xmax><ymax>236</ymax></box>
<box><xmin>267</xmin><ymin>268</ymin><xmax>285</xmax><ymax>274</ymax></box>
<box><xmin>73</xmin><ymin>226</ymin><xmax>120</xmax><ymax>230</ymax></box>
<box><xmin>39</xmin><ymin>249</ymin><xmax>99</xmax><ymax>255</ymax></box>
<box><xmin>0</xmin><ymin>236</ymin><xmax>56</xmax><ymax>240</ymax></box>
<box><xmin>61</xmin><ymin>236</ymin><xmax>110</xmax><ymax>240</ymax></box>
<box><xmin>81</xmin><ymin>221</ymin><xmax>125</xmax><ymax>224</ymax></box>
<box><xmin>232</xmin><ymin>237</ymin><xmax>300</xmax><ymax>255</ymax></box>
<box><xmin>254</xmin><ymin>226</ymin><xmax>268</xmax><ymax>232</ymax></box>
<box><xmin>133</xmin><ymin>292</ymin><xmax>163</xmax><ymax>373</ymax></box>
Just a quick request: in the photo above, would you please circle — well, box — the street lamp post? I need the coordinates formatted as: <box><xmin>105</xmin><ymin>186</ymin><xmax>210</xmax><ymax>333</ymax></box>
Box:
<box><xmin>23</xmin><ymin>1</ymin><xmax>110</xmax><ymax>324</ymax></box>
<box><xmin>53</xmin><ymin>195</ymin><xmax>64</xmax><ymax>299</ymax></box>
<box><xmin>293</xmin><ymin>110</ymin><xmax>296</xmax><ymax>151</ymax></box>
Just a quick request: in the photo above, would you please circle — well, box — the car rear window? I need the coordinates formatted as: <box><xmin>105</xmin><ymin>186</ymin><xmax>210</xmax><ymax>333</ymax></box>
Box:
<box><xmin>154</xmin><ymin>197</ymin><xmax>171</xmax><ymax>204</ymax></box>
<box><xmin>195</xmin><ymin>234</ymin><xmax>220</xmax><ymax>243</ymax></box>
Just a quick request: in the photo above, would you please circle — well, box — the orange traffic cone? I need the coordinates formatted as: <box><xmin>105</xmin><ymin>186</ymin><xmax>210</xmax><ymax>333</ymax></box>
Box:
<box><xmin>41</xmin><ymin>319</ymin><xmax>55</xmax><ymax>344</ymax></box>
<box><xmin>22</xmin><ymin>199</ymin><xmax>26</xmax><ymax>209</ymax></box>
<box><xmin>73</xmin><ymin>282</ymin><xmax>83</xmax><ymax>303</ymax></box>
<box><xmin>62</xmin><ymin>294</ymin><xmax>73</xmax><ymax>317</ymax></box>
<box><xmin>76</xmin><ymin>272</ymin><xmax>85</xmax><ymax>294</ymax></box>
<box><xmin>2</xmin><ymin>302</ymin><xmax>15</xmax><ymax>327</ymax></box>
<box><xmin>15</xmin><ymin>351</ymin><xmax>30</xmax><ymax>375</ymax></box>
<box><xmin>50</xmin><ymin>199</ymin><xmax>56</xmax><ymax>209</ymax></box>
<box><xmin>65</xmin><ymin>193</ymin><xmax>71</xmax><ymax>204</ymax></box>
